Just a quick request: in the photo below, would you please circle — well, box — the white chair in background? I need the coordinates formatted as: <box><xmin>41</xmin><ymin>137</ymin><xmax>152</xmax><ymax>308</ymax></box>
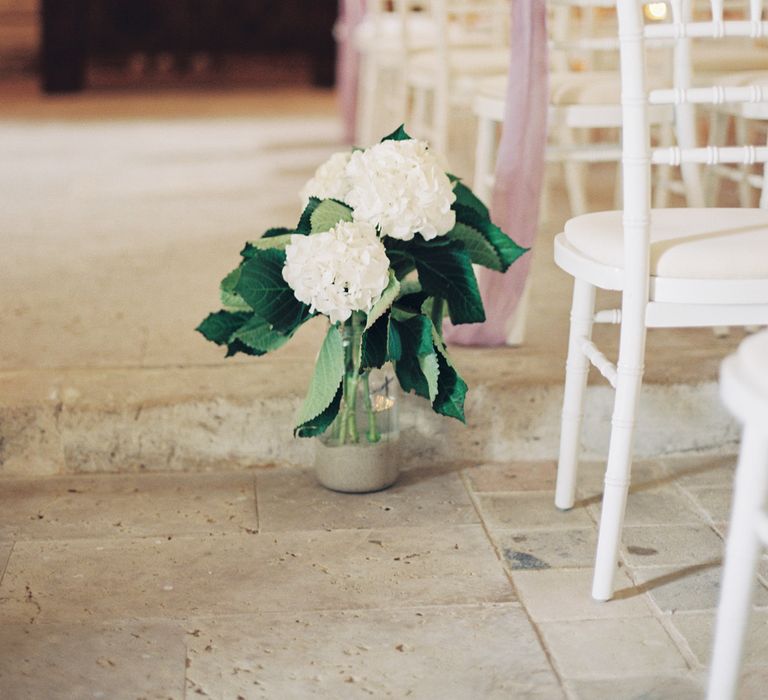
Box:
<box><xmin>707</xmin><ymin>330</ymin><xmax>768</xmax><ymax>700</ymax></box>
<box><xmin>706</xmin><ymin>73</ymin><xmax>768</xmax><ymax>208</ymax></box>
<box><xmin>472</xmin><ymin>0</ymin><xmax>691</xmax><ymax>220</ymax></box>
<box><xmin>553</xmin><ymin>0</ymin><xmax>768</xmax><ymax>601</ymax></box>
<box><xmin>354</xmin><ymin>0</ymin><xmax>440</xmax><ymax>147</ymax></box>
<box><xmin>403</xmin><ymin>0</ymin><xmax>511</xmax><ymax>157</ymax></box>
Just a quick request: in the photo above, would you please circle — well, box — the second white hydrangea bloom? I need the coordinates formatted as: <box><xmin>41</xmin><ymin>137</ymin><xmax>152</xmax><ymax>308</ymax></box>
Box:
<box><xmin>300</xmin><ymin>151</ymin><xmax>353</xmax><ymax>206</ymax></box>
<box><xmin>282</xmin><ymin>221</ymin><xmax>391</xmax><ymax>324</ymax></box>
<box><xmin>345</xmin><ymin>139</ymin><xmax>457</xmax><ymax>241</ymax></box>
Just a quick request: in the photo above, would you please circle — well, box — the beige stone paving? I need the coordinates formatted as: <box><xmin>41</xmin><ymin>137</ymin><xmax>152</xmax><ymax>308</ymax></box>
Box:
<box><xmin>185</xmin><ymin>605</ymin><xmax>565</xmax><ymax>699</ymax></box>
<box><xmin>0</xmin><ymin>471</ymin><xmax>257</xmax><ymax>541</ymax></box>
<box><xmin>256</xmin><ymin>465</ymin><xmax>477</xmax><ymax>532</ymax></box>
<box><xmin>0</xmin><ymin>621</ymin><xmax>187</xmax><ymax>700</ymax></box>
<box><xmin>2</xmin><ymin>444</ymin><xmax>768</xmax><ymax>697</ymax></box>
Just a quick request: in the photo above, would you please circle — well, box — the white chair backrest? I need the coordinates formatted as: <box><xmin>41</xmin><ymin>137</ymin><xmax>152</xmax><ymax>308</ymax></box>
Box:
<box><xmin>548</xmin><ymin>0</ymin><xmax>621</xmax><ymax>72</ymax></box>
<box><xmin>617</xmin><ymin>0</ymin><xmax>768</xmax><ymax>284</ymax></box>
<box><xmin>398</xmin><ymin>0</ymin><xmax>510</xmax><ymax>59</ymax></box>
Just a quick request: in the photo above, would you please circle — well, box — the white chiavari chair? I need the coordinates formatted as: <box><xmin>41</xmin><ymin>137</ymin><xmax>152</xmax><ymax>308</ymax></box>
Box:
<box><xmin>403</xmin><ymin>0</ymin><xmax>511</xmax><ymax>157</ymax></box>
<box><xmin>472</xmin><ymin>0</ymin><xmax>692</xmax><ymax>221</ymax></box>
<box><xmin>553</xmin><ymin>0</ymin><xmax>768</xmax><ymax>601</ymax></box>
<box><xmin>355</xmin><ymin>0</ymin><xmax>442</xmax><ymax>147</ymax></box>
<box><xmin>707</xmin><ymin>330</ymin><xmax>768</xmax><ymax>700</ymax></box>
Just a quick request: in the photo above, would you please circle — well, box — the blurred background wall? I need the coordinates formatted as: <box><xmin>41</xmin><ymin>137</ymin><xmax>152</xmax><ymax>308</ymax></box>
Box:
<box><xmin>0</xmin><ymin>0</ymin><xmax>338</xmax><ymax>92</ymax></box>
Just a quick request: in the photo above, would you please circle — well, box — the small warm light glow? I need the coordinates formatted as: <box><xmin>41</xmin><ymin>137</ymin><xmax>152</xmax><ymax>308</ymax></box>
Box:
<box><xmin>644</xmin><ymin>2</ymin><xmax>669</xmax><ymax>21</ymax></box>
<box><xmin>372</xmin><ymin>395</ymin><xmax>395</xmax><ymax>412</ymax></box>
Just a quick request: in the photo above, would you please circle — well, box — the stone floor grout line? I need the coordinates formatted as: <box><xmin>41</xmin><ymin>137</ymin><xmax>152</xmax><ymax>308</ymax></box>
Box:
<box><xmin>458</xmin><ymin>468</ymin><xmax>571</xmax><ymax>698</ymax></box>
<box><xmin>252</xmin><ymin>473</ymin><xmax>260</xmax><ymax>534</ymax></box>
<box><xmin>0</xmin><ymin>540</ymin><xmax>15</xmax><ymax>587</ymax></box>
<box><xmin>621</xmin><ymin>548</ymin><xmax>706</xmax><ymax>672</ymax></box>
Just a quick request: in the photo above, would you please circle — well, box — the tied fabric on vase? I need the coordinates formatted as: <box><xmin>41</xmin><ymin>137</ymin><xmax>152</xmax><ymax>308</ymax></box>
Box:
<box><xmin>444</xmin><ymin>0</ymin><xmax>549</xmax><ymax>347</ymax></box>
<box><xmin>197</xmin><ymin>127</ymin><xmax>527</xmax><ymax>444</ymax></box>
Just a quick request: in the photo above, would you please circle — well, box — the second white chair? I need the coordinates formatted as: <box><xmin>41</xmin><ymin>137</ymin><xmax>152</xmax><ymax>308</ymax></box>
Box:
<box><xmin>553</xmin><ymin>0</ymin><xmax>768</xmax><ymax>601</ymax></box>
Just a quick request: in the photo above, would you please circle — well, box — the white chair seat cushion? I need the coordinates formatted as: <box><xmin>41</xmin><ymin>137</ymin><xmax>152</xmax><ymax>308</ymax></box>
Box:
<box><xmin>563</xmin><ymin>208</ymin><xmax>768</xmax><ymax>279</ymax></box>
<box><xmin>549</xmin><ymin>71</ymin><xmax>621</xmax><ymax>105</ymax></box>
<box><xmin>408</xmin><ymin>47</ymin><xmax>509</xmax><ymax>77</ymax></box>
<box><xmin>738</xmin><ymin>330</ymin><xmax>768</xmax><ymax>396</ymax></box>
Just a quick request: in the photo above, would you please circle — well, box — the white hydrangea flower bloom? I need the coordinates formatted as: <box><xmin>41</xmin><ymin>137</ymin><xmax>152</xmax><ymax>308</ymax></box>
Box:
<box><xmin>344</xmin><ymin>139</ymin><xmax>456</xmax><ymax>241</ymax></box>
<box><xmin>282</xmin><ymin>221</ymin><xmax>390</xmax><ymax>324</ymax></box>
<box><xmin>300</xmin><ymin>151</ymin><xmax>353</xmax><ymax>206</ymax></box>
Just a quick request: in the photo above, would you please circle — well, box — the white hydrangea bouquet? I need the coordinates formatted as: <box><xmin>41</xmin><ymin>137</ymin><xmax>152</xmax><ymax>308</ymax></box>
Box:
<box><xmin>197</xmin><ymin>127</ymin><xmax>526</xmax><ymax>442</ymax></box>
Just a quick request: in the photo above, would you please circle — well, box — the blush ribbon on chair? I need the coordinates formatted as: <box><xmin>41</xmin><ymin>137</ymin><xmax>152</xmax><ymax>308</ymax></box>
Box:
<box><xmin>444</xmin><ymin>0</ymin><xmax>549</xmax><ymax>346</ymax></box>
<box><xmin>337</xmin><ymin>0</ymin><xmax>548</xmax><ymax>345</ymax></box>
<box><xmin>336</xmin><ymin>0</ymin><xmax>367</xmax><ymax>145</ymax></box>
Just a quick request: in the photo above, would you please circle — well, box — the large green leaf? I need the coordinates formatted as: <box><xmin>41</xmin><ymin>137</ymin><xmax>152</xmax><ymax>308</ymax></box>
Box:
<box><xmin>295</xmin><ymin>325</ymin><xmax>345</xmax><ymax>436</ymax></box>
<box><xmin>390</xmin><ymin>314</ymin><xmax>436</xmax><ymax>399</ymax></box>
<box><xmin>297</xmin><ymin>197</ymin><xmax>322</xmax><ymax>234</ymax></box>
<box><xmin>196</xmin><ymin>310</ymin><xmax>251</xmax><ymax>346</ymax></box>
<box><xmin>413</xmin><ymin>240</ymin><xmax>485</xmax><ymax>325</ymax></box>
<box><xmin>447</xmin><ymin>222</ymin><xmax>503</xmax><ymax>271</ymax></box>
<box><xmin>452</xmin><ymin>180</ymin><xmax>490</xmax><ymax>219</ymax></box>
<box><xmin>230</xmin><ymin>315</ymin><xmax>291</xmax><ymax>355</ymax></box>
<box><xmin>381</xmin><ymin>125</ymin><xmax>413</xmax><ymax>142</ymax></box>
<box><xmin>219</xmin><ymin>268</ymin><xmax>252</xmax><ymax>311</ymax></box>
<box><xmin>235</xmin><ymin>248</ymin><xmax>310</xmax><ymax>334</ymax></box>
<box><xmin>242</xmin><ymin>234</ymin><xmax>294</xmax><ymax>255</ymax></box>
<box><xmin>454</xmin><ymin>203</ymin><xmax>528</xmax><ymax>272</ymax></box>
<box><xmin>295</xmin><ymin>384</ymin><xmax>343</xmax><ymax>438</ymax></box>
<box><xmin>431</xmin><ymin>327</ymin><xmax>468</xmax><ymax>422</ymax></box>
<box><xmin>366</xmin><ymin>271</ymin><xmax>400</xmax><ymax>330</ymax></box>
<box><xmin>310</xmin><ymin>199</ymin><xmax>353</xmax><ymax>233</ymax></box>
<box><xmin>419</xmin><ymin>352</ymin><xmax>440</xmax><ymax>403</ymax></box>
<box><xmin>361</xmin><ymin>311</ymin><xmax>388</xmax><ymax>369</ymax></box>
<box><xmin>433</xmin><ymin>351</ymin><xmax>468</xmax><ymax>422</ymax></box>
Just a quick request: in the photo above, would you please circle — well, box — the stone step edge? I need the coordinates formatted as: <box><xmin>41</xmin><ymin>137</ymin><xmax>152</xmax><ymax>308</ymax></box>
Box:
<box><xmin>0</xmin><ymin>366</ymin><xmax>738</xmax><ymax>476</ymax></box>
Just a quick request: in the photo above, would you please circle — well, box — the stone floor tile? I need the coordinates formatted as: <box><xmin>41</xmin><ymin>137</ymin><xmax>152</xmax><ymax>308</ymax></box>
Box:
<box><xmin>257</xmin><ymin>466</ymin><xmax>477</xmax><ymax>532</ymax></box>
<box><xmin>476</xmin><ymin>493</ymin><xmax>594</xmax><ymax>530</ymax></box>
<box><xmin>684</xmin><ymin>486</ymin><xmax>733</xmax><ymax>526</ymax></box>
<box><xmin>622</xmin><ymin>525</ymin><xmax>724</xmax><ymax>568</ymax></box>
<box><xmin>567</xmin><ymin>674</ymin><xmax>704</xmax><ymax>700</ymax></box>
<box><xmin>661</xmin><ymin>454</ymin><xmax>736</xmax><ymax>488</ymax></box>
<box><xmin>0</xmin><ymin>472</ymin><xmax>257</xmax><ymax>540</ymax></box>
<box><xmin>185</xmin><ymin>605</ymin><xmax>564</xmax><ymax>699</ymax></box>
<box><xmin>587</xmin><ymin>488</ymin><xmax>705</xmax><ymax>527</ymax></box>
<box><xmin>0</xmin><ymin>526</ymin><xmax>513</xmax><ymax>624</ymax></box>
<box><xmin>634</xmin><ymin>561</ymin><xmax>768</xmax><ymax>614</ymax></box>
<box><xmin>493</xmin><ymin>528</ymin><xmax>598</xmax><ymax>570</ymax></box>
<box><xmin>575</xmin><ymin>460</ymin><xmax>668</xmax><ymax>498</ymax></box>
<box><xmin>670</xmin><ymin>611</ymin><xmax>768</xmax><ymax>667</ymax></box>
<box><xmin>739</xmin><ymin>667</ymin><xmax>768</xmax><ymax>700</ymax></box>
<box><xmin>463</xmin><ymin>461</ymin><xmax>557</xmax><ymax>493</ymax></box>
<box><xmin>0</xmin><ymin>621</ymin><xmax>186</xmax><ymax>699</ymax></box>
<box><xmin>539</xmin><ymin>617</ymin><xmax>688</xmax><ymax>679</ymax></box>
<box><xmin>511</xmin><ymin>568</ymin><xmax>652</xmax><ymax>621</ymax></box>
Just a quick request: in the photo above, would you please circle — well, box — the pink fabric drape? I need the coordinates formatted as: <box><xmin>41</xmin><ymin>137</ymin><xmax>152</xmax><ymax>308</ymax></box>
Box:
<box><xmin>336</xmin><ymin>0</ymin><xmax>368</xmax><ymax>145</ymax></box>
<box><xmin>445</xmin><ymin>0</ymin><xmax>549</xmax><ymax>346</ymax></box>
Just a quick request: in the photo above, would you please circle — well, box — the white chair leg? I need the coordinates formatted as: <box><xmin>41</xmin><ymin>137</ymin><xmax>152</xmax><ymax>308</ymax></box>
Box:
<box><xmin>561</xmin><ymin>128</ymin><xmax>589</xmax><ymax>216</ymax></box>
<box><xmin>759</xmin><ymin>130</ymin><xmax>768</xmax><ymax>210</ymax></box>
<box><xmin>735</xmin><ymin>116</ymin><xmax>753</xmax><ymax>207</ymax></box>
<box><xmin>505</xmin><ymin>276</ymin><xmax>533</xmax><ymax>346</ymax></box>
<box><xmin>432</xmin><ymin>82</ymin><xmax>450</xmax><ymax>156</ymax></box>
<box><xmin>707</xmin><ymin>425</ymin><xmax>768</xmax><ymax>700</ymax></box>
<box><xmin>555</xmin><ymin>279</ymin><xmax>597</xmax><ymax>510</ymax></box>
<box><xmin>653</xmin><ymin>121</ymin><xmax>673</xmax><ymax>208</ymax></box>
<box><xmin>592</xmin><ymin>319</ymin><xmax>647</xmax><ymax>601</ymax></box>
<box><xmin>705</xmin><ymin>110</ymin><xmax>729</xmax><ymax>206</ymax></box>
<box><xmin>356</xmin><ymin>56</ymin><xmax>380</xmax><ymax>148</ymax></box>
<box><xmin>473</xmin><ymin>113</ymin><xmax>496</xmax><ymax>204</ymax></box>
